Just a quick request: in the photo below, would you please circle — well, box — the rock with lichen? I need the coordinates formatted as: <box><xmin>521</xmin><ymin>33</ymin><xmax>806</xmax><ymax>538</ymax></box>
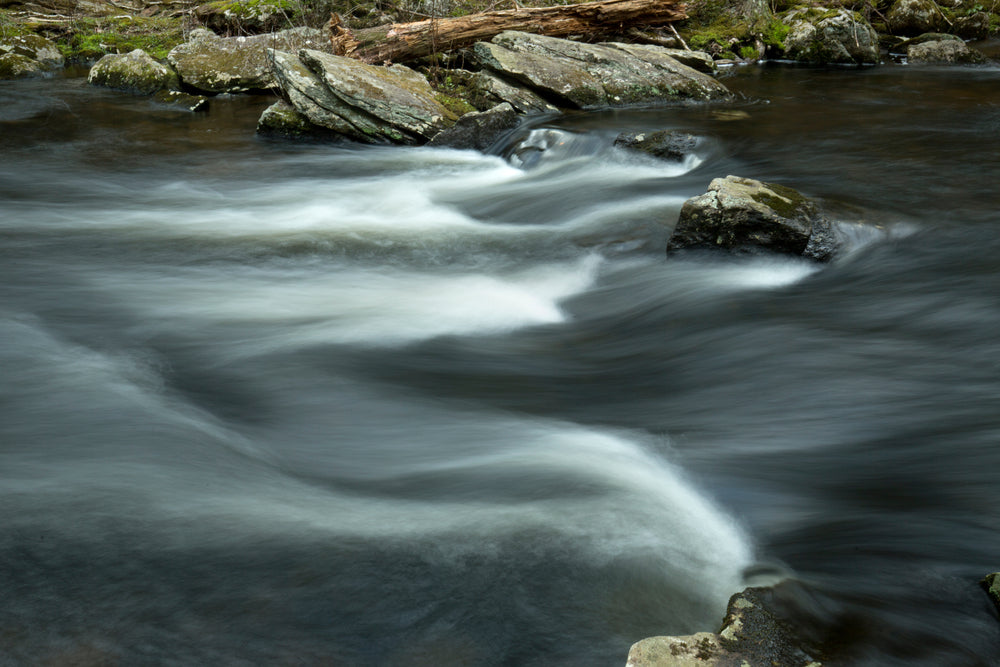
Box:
<box><xmin>615</xmin><ymin>130</ymin><xmax>709</xmax><ymax>162</ymax></box>
<box><xmin>427</xmin><ymin>102</ymin><xmax>520</xmax><ymax>151</ymax></box>
<box><xmin>267</xmin><ymin>48</ymin><xmax>457</xmax><ymax>144</ymax></box>
<box><xmin>669</xmin><ymin>175</ymin><xmax>843</xmax><ymax>261</ymax></box>
<box><xmin>626</xmin><ymin>587</ymin><xmax>822</xmax><ymax>667</ymax></box>
<box><xmin>167</xmin><ymin>27</ymin><xmax>329</xmax><ymax>93</ymax></box>
<box><xmin>473</xmin><ymin>31</ymin><xmax>730</xmax><ymax>110</ymax></box>
<box><xmin>886</xmin><ymin>0</ymin><xmax>947</xmax><ymax>35</ymax></box>
<box><xmin>88</xmin><ymin>49</ymin><xmax>180</xmax><ymax>95</ymax></box>
<box><xmin>0</xmin><ymin>34</ymin><xmax>63</xmax><ymax>71</ymax></box>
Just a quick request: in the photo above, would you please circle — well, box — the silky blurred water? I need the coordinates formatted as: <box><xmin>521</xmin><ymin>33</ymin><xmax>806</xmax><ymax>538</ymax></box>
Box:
<box><xmin>2</xmin><ymin>62</ymin><xmax>1000</xmax><ymax>665</ymax></box>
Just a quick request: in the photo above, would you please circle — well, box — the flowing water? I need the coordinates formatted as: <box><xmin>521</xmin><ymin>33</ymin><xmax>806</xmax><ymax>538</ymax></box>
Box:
<box><xmin>2</xmin><ymin>57</ymin><xmax>1000</xmax><ymax>665</ymax></box>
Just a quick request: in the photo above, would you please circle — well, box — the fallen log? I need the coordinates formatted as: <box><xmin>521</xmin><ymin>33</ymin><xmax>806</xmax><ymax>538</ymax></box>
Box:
<box><xmin>329</xmin><ymin>0</ymin><xmax>688</xmax><ymax>64</ymax></box>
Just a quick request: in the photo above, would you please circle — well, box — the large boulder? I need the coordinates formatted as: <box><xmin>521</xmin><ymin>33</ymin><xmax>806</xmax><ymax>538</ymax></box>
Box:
<box><xmin>908</xmin><ymin>38</ymin><xmax>988</xmax><ymax>63</ymax></box>
<box><xmin>0</xmin><ymin>34</ymin><xmax>63</xmax><ymax>71</ymax></box>
<box><xmin>267</xmin><ymin>48</ymin><xmax>456</xmax><ymax>144</ymax></box>
<box><xmin>668</xmin><ymin>175</ymin><xmax>841</xmax><ymax>261</ymax></box>
<box><xmin>886</xmin><ymin>0</ymin><xmax>947</xmax><ymax>35</ymax></box>
<box><xmin>88</xmin><ymin>49</ymin><xmax>180</xmax><ymax>95</ymax></box>
<box><xmin>167</xmin><ymin>27</ymin><xmax>329</xmax><ymax>93</ymax></box>
<box><xmin>473</xmin><ymin>31</ymin><xmax>730</xmax><ymax>110</ymax></box>
<box><xmin>627</xmin><ymin>587</ymin><xmax>821</xmax><ymax>667</ymax></box>
<box><xmin>194</xmin><ymin>0</ymin><xmax>292</xmax><ymax>35</ymax></box>
<box><xmin>781</xmin><ymin>7</ymin><xmax>880</xmax><ymax>65</ymax></box>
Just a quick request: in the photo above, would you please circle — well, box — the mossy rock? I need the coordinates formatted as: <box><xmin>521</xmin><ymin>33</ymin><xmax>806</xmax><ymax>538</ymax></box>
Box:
<box><xmin>781</xmin><ymin>6</ymin><xmax>880</xmax><ymax>64</ymax></box>
<box><xmin>0</xmin><ymin>51</ymin><xmax>43</xmax><ymax>78</ymax></box>
<box><xmin>88</xmin><ymin>48</ymin><xmax>180</xmax><ymax>94</ymax></box>
<box><xmin>194</xmin><ymin>0</ymin><xmax>299</xmax><ymax>35</ymax></box>
<box><xmin>886</xmin><ymin>0</ymin><xmax>948</xmax><ymax>35</ymax></box>
<box><xmin>982</xmin><ymin>573</ymin><xmax>1000</xmax><ymax>614</ymax></box>
<box><xmin>0</xmin><ymin>33</ymin><xmax>63</xmax><ymax>70</ymax></box>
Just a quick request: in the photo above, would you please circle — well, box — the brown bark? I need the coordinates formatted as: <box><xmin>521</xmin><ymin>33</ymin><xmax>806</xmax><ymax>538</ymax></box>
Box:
<box><xmin>329</xmin><ymin>0</ymin><xmax>689</xmax><ymax>64</ymax></box>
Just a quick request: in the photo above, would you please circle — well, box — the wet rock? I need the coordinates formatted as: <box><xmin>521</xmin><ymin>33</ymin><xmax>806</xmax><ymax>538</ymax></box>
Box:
<box><xmin>886</xmin><ymin>0</ymin><xmax>947</xmax><ymax>35</ymax></box>
<box><xmin>256</xmin><ymin>99</ymin><xmax>338</xmax><ymax>138</ymax></box>
<box><xmin>907</xmin><ymin>38</ymin><xmax>988</xmax><ymax>63</ymax></box>
<box><xmin>0</xmin><ymin>52</ymin><xmax>43</xmax><ymax>79</ymax></box>
<box><xmin>88</xmin><ymin>49</ymin><xmax>180</xmax><ymax>95</ymax></box>
<box><xmin>473</xmin><ymin>31</ymin><xmax>730</xmax><ymax>110</ymax></box>
<box><xmin>979</xmin><ymin>573</ymin><xmax>1000</xmax><ymax>614</ymax></box>
<box><xmin>0</xmin><ymin>34</ymin><xmax>63</xmax><ymax>71</ymax></box>
<box><xmin>168</xmin><ymin>27</ymin><xmax>329</xmax><ymax>93</ymax></box>
<box><xmin>627</xmin><ymin>587</ymin><xmax>822</xmax><ymax>667</ymax></box>
<box><xmin>428</xmin><ymin>103</ymin><xmax>520</xmax><ymax>151</ymax></box>
<box><xmin>268</xmin><ymin>48</ymin><xmax>456</xmax><ymax>144</ymax></box>
<box><xmin>153</xmin><ymin>89</ymin><xmax>210</xmax><ymax>111</ymax></box>
<box><xmin>781</xmin><ymin>7</ymin><xmax>880</xmax><ymax>65</ymax></box>
<box><xmin>669</xmin><ymin>175</ymin><xmax>841</xmax><ymax>261</ymax></box>
<box><xmin>656</xmin><ymin>48</ymin><xmax>716</xmax><ymax>74</ymax></box>
<box><xmin>614</xmin><ymin>130</ymin><xmax>705</xmax><ymax>162</ymax></box>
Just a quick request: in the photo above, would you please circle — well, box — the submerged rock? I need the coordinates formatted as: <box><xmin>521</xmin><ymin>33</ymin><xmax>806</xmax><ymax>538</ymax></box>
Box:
<box><xmin>268</xmin><ymin>48</ymin><xmax>456</xmax><ymax>144</ymax></box>
<box><xmin>168</xmin><ymin>27</ymin><xmax>329</xmax><ymax>93</ymax></box>
<box><xmin>781</xmin><ymin>7</ymin><xmax>880</xmax><ymax>65</ymax></box>
<box><xmin>473</xmin><ymin>31</ymin><xmax>730</xmax><ymax>110</ymax></box>
<box><xmin>88</xmin><ymin>49</ymin><xmax>180</xmax><ymax>95</ymax></box>
<box><xmin>428</xmin><ymin>102</ymin><xmax>520</xmax><ymax>151</ymax></box>
<box><xmin>982</xmin><ymin>572</ymin><xmax>1000</xmax><ymax>614</ymax></box>
<box><xmin>614</xmin><ymin>130</ymin><xmax>706</xmax><ymax>162</ymax></box>
<box><xmin>669</xmin><ymin>175</ymin><xmax>841</xmax><ymax>261</ymax></box>
<box><xmin>627</xmin><ymin>587</ymin><xmax>822</xmax><ymax>667</ymax></box>
<box><xmin>153</xmin><ymin>89</ymin><xmax>210</xmax><ymax>112</ymax></box>
<box><xmin>907</xmin><ymin>39</ymin><xmax>988</xmax><ymax>64</ymax></box>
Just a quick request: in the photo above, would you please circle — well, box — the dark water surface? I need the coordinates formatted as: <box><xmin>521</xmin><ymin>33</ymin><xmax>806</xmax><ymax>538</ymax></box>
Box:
<box><xmin>2</xmin><ymin>63</ymin><xmax>1000</xmax><ymax>666</ymax></box>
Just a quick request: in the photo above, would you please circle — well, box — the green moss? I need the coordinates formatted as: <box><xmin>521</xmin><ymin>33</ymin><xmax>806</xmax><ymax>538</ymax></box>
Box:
<box><xmin>56</xmin><ymin>16</ymin><xmax>184</xmax><ymax>62</ymax></box>
<box><xmin>762</xmin><ymin>18</ymin><xmax>790</xmax><ymax>49</ymax></box>
<box><xmin>0</xmin><ymin>11</ymin><xmax>32</xmax><ymax>39</ymax></box>
<box><xmin>751</xmin><ymin>182</ymin><xmax>810</xmax><ymax>218</ymax></box>
<box><xmin>434</xmin><ymin>91</ymin><xmax>476</xmax><ymax>116</ymax></box>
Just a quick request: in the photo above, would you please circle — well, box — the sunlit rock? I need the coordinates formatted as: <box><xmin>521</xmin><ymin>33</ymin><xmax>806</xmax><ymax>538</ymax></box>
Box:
<box><xmin>473</xmin><ymin>31</ymin><xmax>730</xmax><ymax>110</ymax></box>
<box><xmin>626</xmin><ymin>587</ymin><xmax>822</xmax><ymax>667</ymax></box>
<box><xmin>669</xmin><ymin>175</ymin><xmax>841</xmax><ymax>261</ymax></box>
<box><xmin>780</xmin><ymin>7</ymin><xmax>880</xmax><ymax>65</ymax></box>
<box><xmin>168</xmin><ymin>26</ymin><xmax>328</xmax><ymax>93</ymax></box>
<box><xmin>88</xmin><ymin>49</ymin><xmax>180</xmax><ymax>95</ymax></box>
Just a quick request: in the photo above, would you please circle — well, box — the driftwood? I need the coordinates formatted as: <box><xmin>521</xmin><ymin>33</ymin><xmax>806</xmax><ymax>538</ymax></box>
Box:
<box><xmin>329</xmin><ymin>0</ymin><xmax>688</xmax><ymax>64</ymax></box>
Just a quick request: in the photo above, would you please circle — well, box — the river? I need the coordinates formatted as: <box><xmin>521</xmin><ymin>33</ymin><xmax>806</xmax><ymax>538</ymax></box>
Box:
<box><xmin>2</xmin><ymin>56</ymin><xmax>1000</xmax><ymax>665</ymax></box>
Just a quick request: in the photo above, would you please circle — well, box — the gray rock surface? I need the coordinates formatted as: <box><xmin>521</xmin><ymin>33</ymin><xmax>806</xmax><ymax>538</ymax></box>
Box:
<box><xmin>428</xmin><ymin>102</ymin><xmax>520</xmax><ymax>151</ymax></box>
<box><xmin>886</xmin><ymin>0</ymin><xmax>947</xmax><ymax>35</ymax></box>
<box><xmin>781</xmin><ymin>7</ymin><xmax>880</xmax><ymax>65</ymax></box>
<box><xmin>473</xmin><ymin>31</ymin><xmax>729</xmax><ymax>110</ymax></box>
<box><xmin>669</xmin><ymin>175</ymin><xmax>841</xmax><ymax>261</ymax></box>
<box><xmin>88</xmin><ymin>49</ymin><xmax>180</xmax><ymax>95</ymax></box>
<box><xmin>627</xmin><ymin>587</ymin><xmax>822</xmax><ymax>667</ymax></box>
<box><xmin>168</xmin><ymin>27</ymin><xmax>328</xmax><ymax>93</ymax></box>
<box><xmin>268</xmin><ymin>48</ymin><xmax>456</xmax><ymax>144</ymax></box>
<box><xmin>256</xmin><ymin>99</ymin><xmax>336</xmax><ymax>137</ymax></box>
<box><xmin>465</xmin><ymin>69</ymin><xmax>559</xmax><ymax>114</ymax></box>
<box><xmin>908</xmin><ymin>38</ymin><xmax>988</xmax><ymax>63</ymax></box>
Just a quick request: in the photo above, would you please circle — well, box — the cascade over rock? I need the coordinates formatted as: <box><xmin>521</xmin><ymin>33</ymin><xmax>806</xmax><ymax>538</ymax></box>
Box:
<box><xmin>267</xmin><ymin>48</ymin><xmax>456</xmax><ymax>144</ymax></box>
<box><xmin>669</xmin><ymin>175</ymin><xmax>842</xmax><ymax>261</ymax></box>
<box><xmin>473</xmin><ymin>31</ymin><xmax>730</xmax><ymax>109</ymax></box>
